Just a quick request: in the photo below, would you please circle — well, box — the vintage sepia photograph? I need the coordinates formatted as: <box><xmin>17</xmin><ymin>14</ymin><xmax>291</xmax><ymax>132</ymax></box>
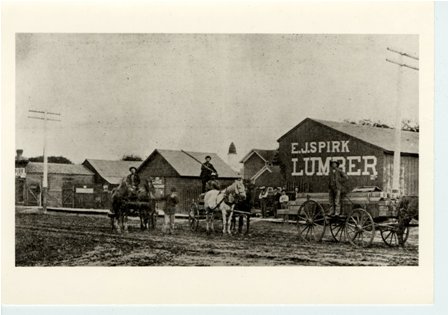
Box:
<box><xmin>15</xmin><ymin>33</ymin><xmax>419</xmax><ymax>267</ymax></box>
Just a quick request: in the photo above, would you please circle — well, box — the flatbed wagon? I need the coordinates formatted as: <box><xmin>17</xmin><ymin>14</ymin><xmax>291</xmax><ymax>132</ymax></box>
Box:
<box><xmin>279</xmin><ymin>187</ymin><xmax>418</xmax><ymax>247</ymax></box>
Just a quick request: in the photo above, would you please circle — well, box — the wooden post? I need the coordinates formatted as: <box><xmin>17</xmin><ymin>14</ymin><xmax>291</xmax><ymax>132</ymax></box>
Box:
<box><xmin>386</xmin><ymin>47</ymin><xmax>419</xmax><ymax>196</ymax></box>
<box><xmin>28</xmin><ymin>109</ymin><xmax>61</xmax><ymax>213</ymax></box>
<box><xmin>42</xmin><ymin>111</ymin><xmax>48</xmax><ymax>213</ymax></box>
<box><xmin>392</xmin><ymin>55</ymin><xmax>403</xmax><ymax>196</ymax></box>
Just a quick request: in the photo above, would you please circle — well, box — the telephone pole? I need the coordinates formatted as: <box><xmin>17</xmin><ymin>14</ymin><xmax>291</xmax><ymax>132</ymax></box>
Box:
<box><xmin>28</xmin><ymin>109</ymin><xmax>61</xmax><ymax>213</ymax></box>
<box><xmin>386</xmin><ymin>47</ymin><xmax>419</xmax><ymax>196</ymax></box>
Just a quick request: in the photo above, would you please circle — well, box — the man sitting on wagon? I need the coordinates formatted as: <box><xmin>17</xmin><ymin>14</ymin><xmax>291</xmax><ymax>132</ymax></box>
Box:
<box><xmin>126</xmin><ymin>166</ymin><xmax>141</xmax><ymax>198</ymax></box>
<box><xmin>200</xmin><ymin>155</ymin><xmax>218</xmax><ymax>193</ymax></box>
<box><xmin>205</xmin><ymin>172</ymin><xmax>220</xmax><ymax>192</ymax></box>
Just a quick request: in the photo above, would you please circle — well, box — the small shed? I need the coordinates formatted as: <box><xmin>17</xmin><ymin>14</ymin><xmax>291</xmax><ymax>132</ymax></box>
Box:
<box><xmin>250</xmin><ymin>165</ymin><xmax>283</xmax><ymax>188</ymax></box>
<box><xmin>240</xmin><ymin>149</ymin><xmax>282</xmax><ymax>187</ymax></box>
<box><xmin>240</xmin><ymin>149</ymin><xmax>276</xmax><ymax>179</ymax></box>
<box><xmin>24</xmin><ymin>162</ymin><xmax>95</xmax><ymax>208</ymax></box>
<box><xmin>138</xmin><ymin>149</ymin><xmax>239</xmax><ymax>213</ymax></box>
<box><xmin>82</xmin><ymin>159</ymin><xmax>142</xmax><ymax>208</ymax></box>
<box><xmin>277</xmin><ymin>118</ymin><xmax>419</xmax><ymax>195</ymax></box>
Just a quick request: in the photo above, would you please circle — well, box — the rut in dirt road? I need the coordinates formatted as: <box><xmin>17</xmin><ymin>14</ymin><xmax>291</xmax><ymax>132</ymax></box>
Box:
<box><xmin>15</xmin><ymin>212</ymin><xmax>418</xmax><ymax>266</ymax></box>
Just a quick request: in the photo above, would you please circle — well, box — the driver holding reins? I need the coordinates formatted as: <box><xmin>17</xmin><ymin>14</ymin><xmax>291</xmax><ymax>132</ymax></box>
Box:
<box><xmin>200</xmin><ymin>155</ymin><xmax>218</xmax><ymax>193</ymax></box>
<box><xmin>126</xmin><ymin>166</ymin><xmax>141</xmax><ymax>195</ymax></box>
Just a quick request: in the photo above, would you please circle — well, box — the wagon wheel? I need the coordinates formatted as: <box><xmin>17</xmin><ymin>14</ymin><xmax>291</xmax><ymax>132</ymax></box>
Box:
<box><xmin>380</xmin><ymin>226</ymin><xmax>410</xmax><ymax>247</ymax></box>
<box><xmin>329</xmin><ymin>218</ymin><xmax>346</xmax><ymax>242</ymax></box>
<box><xmin>345</xmin><ymin>208</ymin><xmax>375</xmax><ymax>247</ymax></box>
<box><xmin>297</xmin><ymin>200</ymin><xmax>327</xmax><ymax>242</ymax></box>
<box><xmin>327</xmin><ymin>205</ymin><xmax>346</xmax><ymax>242</ymax></box>
<box><xmin>380</xmin><ymin>209</ymin><xmax>411</xmax><ymax>247</ymax></box>
<box><xmin>189</xmin><ymin>203</ymin><xmax>200</xmax><ymax>231</ymax></box>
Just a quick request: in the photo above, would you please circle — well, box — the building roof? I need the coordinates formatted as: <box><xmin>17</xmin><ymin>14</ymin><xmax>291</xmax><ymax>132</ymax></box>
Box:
<box><xmin>140</xmin><ymin>149</ymin><xmax>239</xmax><ymax>178</ymax></box>
<box><xmin>82</xmin><ymin>159</ymin><xmax>142</xmax><ymax>185</ymax></box>
<box><xmin>240</xmin><ymin>149</ymin><xmax>277</xmax><ymax>163</ymax></box>
<box><xmin>26</xmin><ymin>162</ymin><xmax>94</xmax><ymax>176</ymax></box>
<box><xmin>251</xmin><ymin>165</ymin><xmax>281</xmax><ymax>181</ymax></box>
<box><xmin>251</xmin><ymin>165</ymin><xmax>283</xmax><ymax>187</ymax></box>
<box><xmin>278</xmin><ymin>118</ymin><xmax>419</xmax><ymax>155</ymax></box>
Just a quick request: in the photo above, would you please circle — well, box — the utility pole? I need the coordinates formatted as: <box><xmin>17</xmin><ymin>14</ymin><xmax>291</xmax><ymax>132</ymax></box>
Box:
<box><xmin>386</xmin><ymin>47</ymin><xmax>419</xmax><ymax>196</ymax></box>
<box><xmin>28</xmin><ymin>109</ymin><xmax>61</xmax><ymax>213</ymax></box>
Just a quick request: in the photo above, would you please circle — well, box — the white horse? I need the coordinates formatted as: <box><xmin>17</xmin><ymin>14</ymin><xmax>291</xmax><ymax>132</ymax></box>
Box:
<box><xmin>204</xmin><ymin>179</ymin><xmax>246</xmax><ymax>234</ymax></box>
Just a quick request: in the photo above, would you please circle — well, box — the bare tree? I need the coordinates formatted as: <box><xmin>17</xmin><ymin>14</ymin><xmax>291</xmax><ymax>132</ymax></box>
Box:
<box><xmin>122</xmin><ymin>154</ymin><xmax>143</xmax><ymax>161</ymax></box>
<box><xmin>29</xmin><ymin>155</ymin><xmax>73</xmax><ymax>164</ymax></box>
<box><xmin>344</xmin><ymin>119</ymin><xmax>419</xmax><ymax>132</ymax></box>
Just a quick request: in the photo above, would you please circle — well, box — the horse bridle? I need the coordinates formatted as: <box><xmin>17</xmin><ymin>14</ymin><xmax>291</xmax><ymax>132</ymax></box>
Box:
<box><xmin>207</xmin><ymin>181</ymin><xmax>245</xmax><ymax>212</ymax></box>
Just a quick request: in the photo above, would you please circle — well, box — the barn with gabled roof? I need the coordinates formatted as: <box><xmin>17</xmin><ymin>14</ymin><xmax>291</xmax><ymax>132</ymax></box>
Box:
<box><xmin>277</xmin><ymin>118</ymin><xmax>419</xmax><ymax>195</ymax></box>
<box><xmin>138</xmin><ymin>149</ymin><xmax>240</xmax><ymax>213</ymax></box>
<box><xmin>21</xmin><ymin>161</ymin><xmax>95</xmax><ymax>208</ymax></box>
<box><xmin>82</xmin><ymin>159</ymin><xmax>142</xmax><ymax>208</ymax></box>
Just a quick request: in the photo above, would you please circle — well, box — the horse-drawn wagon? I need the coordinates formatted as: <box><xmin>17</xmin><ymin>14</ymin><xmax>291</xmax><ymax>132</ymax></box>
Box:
<box><xmin>109</xmin><ymin>179</ymin><xmax>157</xmax><ymax>233</ymax></box>
<box><xmin>188</xmin><ymin>180</ymin><xmax>249</xmax><ymax>234</ymax></box>
<box><xmin>281</xmin><ymin>187</ymin><xmax>418</xmax><ymax>247</ymax></box>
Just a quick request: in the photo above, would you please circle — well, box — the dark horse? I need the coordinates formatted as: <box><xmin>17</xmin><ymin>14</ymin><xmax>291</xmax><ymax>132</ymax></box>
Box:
<box><xmin>137</xmin><ymin>179</ymin><xmax>157</xmax><ymax>231</ymax></box>
<box><xmin>110</xmin><ymin>178</ymin><xmax>156</xmax><ymax>233</ymax></box>
<box><xmin>231</xmin><ymin>180</ymin><xmax>254</xmax><ymax>234</ymax></box>
<box><xmin>397</xmin><ymin>195</ymin><xmax>419</xmax><ymax>247</ymax></box>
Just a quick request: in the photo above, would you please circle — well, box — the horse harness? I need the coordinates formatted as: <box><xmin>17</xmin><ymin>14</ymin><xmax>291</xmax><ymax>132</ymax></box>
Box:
<box><xmin>208</xmin><ymin>187</ymin><xmax>237</xmax><ymax>212</ymax></box>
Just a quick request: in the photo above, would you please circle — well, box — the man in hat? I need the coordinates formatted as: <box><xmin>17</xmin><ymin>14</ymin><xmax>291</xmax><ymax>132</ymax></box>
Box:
<box><xmin>205</xmin><ymin>172</ymin><xmax>220</xmax><ymax>192</ymax></box>
<box><xmin>161</xmin><ymin>186</ymin><xmax>180</xmax><ymax>234</ymax></box>
<box><xmin>200</xmin><ymin>155</ymin><xmax>218</xmax><ymax>193</ymax></box>
<box><xmin>126</xmin><ymin>166</ymin><xmax>141</xmax><ymax>194</ymax></box>
<box><xmin>328</xmin><ymin>160</ymin><xmax>348</xmax><ymax>216</ymax></box>
<box><xmin>258</xmin><ymin>186</ymin><xmax>268</xmax><ymax>218</ymax></box>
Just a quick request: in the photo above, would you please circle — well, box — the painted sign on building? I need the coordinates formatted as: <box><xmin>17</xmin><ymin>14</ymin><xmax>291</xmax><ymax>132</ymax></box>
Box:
<box><xmin>75</xmin><ymin>187</ymin><xmax>94</xmax><ymax>194</ymax></box>
<box><xmin>290</xmin><ymin>140</ymin><xmax>378</xmax><ymax>178</ymax></box>
<box><xmin>15</xmin><ymin>168</ymin><xmax>26</xmax><ymax>178</ymax></box>
<box><xmin>152</xmin><ymin>176</ymin><xmax>165</xmax><ymax>197</ymax></box>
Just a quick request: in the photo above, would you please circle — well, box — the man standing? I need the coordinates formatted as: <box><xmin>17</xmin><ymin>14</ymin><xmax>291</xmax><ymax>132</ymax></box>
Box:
<box><xmin>272</xmin><ymin>187</ymin><xmax>282</xmax><ymax>218</ymax></box>
<box><xmin>162</xmin><ymin>187</ymin><xmax>179</xmax><ymax>234</ymax></box>
<box><xmin>200</xmin><ymin>155</ymin><xmax>218</xmax><ymax>193</ymax></box>
<box><xmin>328</xmin><ymin>160</ymin><xmax>348</xmax><ymax>216</ymax></box>
<box><xmin>258</xmin><ymin>187</ymin><xmax>268</xmax><ymax>218</ymax></box>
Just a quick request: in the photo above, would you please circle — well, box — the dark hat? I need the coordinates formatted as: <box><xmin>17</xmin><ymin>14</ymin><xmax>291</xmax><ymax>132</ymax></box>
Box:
<box><xmin>330</xmin><ymin>160</ymin><xmax>340</xmax><ymax>166</ymax></box>
<box><xmin>170</xmin><ymin>187</ymin><xmax>177</xmax><ymax>192</ymax></box>
<box><xmin>129</xmin><ymin>166</ymin><xmax>138</xmax><ymax>172</ymax></box>
<box><xmin>205</xmin><ymin>155</ymin><xmax>211</xmax><ymax>159</ymax></box>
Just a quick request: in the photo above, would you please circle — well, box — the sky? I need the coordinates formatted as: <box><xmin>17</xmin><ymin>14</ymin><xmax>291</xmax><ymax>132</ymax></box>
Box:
<box><xmin>16</xmin><ymin>34</ymin><xmax>419</xmax><ymax>164</ymax></box>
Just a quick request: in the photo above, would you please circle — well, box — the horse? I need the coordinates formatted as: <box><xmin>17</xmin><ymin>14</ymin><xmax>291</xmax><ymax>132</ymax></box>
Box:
<box><xmin>137</xmin><ymin>179</ymin><xmax>157</xmax><ymax>231</ymax></box>
<box><xmin>231</xmin><ymin>180</ymin><xmax>254</xmax><ymax>234</ymax></box>
<box><xmin>110</xmin><ymin>178</ymin><xmax>129</xmax><ymax>233</ymax></box>
<box><xmin>396</xmin><ymin>195</ymin><xmax>418</xmax><ymax>247</ymax></box>
<box><xmin>109</xmin><ymin>178</ymin><xmax>155</xmax><ymax>233</ymax></box>
<box><xmin>203</xmin><ymin>179</ymin><xmax>246</xmax><ymax>234</ymax></box>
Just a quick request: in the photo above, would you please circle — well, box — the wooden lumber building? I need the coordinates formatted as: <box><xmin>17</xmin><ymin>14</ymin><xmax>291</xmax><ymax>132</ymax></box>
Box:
<box><xmin>277</xmin><ymin>118</ymin><xmax>419</xmax><ymax>196</ymax></box>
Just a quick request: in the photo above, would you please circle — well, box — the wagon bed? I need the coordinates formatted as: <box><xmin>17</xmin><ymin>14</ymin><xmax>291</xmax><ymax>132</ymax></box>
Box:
<box><xmin>280</xmin><ymin>190</ymin><xmax>417</xmax><ymax>247</ymax></box>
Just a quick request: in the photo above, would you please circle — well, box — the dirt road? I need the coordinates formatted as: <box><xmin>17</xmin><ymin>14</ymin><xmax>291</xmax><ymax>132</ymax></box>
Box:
<box><xmin>16</xmin><ymin>212</ymin><xmax>418</xmax><ymax>266</ymax></box>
